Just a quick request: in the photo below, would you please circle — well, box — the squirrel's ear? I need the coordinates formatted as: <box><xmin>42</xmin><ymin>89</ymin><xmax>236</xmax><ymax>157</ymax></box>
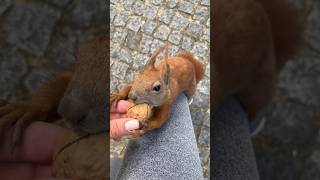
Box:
<box><xmin>162</xmin><ymin>44</ymin><xmax>170</xmax><ymax>85</ymax></box>
<box><xmin>162</xmin><ymin>63</ymin><xmax>170</xmax><ymax>85</ymax></box>
<box><xmin>144</xmin><ymin>44</ymin><xmax>168</xmax><ymax>71</ymax></box>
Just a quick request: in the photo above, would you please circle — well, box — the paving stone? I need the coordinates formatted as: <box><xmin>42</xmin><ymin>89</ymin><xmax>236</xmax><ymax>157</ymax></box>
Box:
<box><xmin>190</xmin><ymin>108</ymin><xmax>207</xmax><ymax>126</ymax></box>
<box><xmin>261</xmin><ymin>100</ymin><xmax>318</xmax><ymax>145</ymax></box>
<box><xmin>110</xmin><ymin>43</ymin><xmax>120</xmax><ymax>58</ymax></box>
<box><xmin>125</xmin><ymin>30</ymin><xmax>142</xmax><ymax>50</ymax></box>
<box><xmin>305</xmin><ymin>1</ymin><xmax>320</xmax><ymax>51</ymax></box>
<box><xmin>204</xmin><ymin>63</ymin><xmax>210</xmax><ymax>77</ymax></box>
<box><xmin>127</xmin><ymin>16</ymin><xmax>143</xmax><ymax>32</ymax></box>
<box><xmin>254</xmin><ymin>141</ymin><xmax>304</xmax><ymax>180</ymax></box>
<box><xmin>150</xmin><ymin>0</ymin><xmax>163</xmax><ymax>6</ymax></box>
<box><xmin>0</xmin><ymin>0</ymin><xmax>12</xmax><ymax>15</ymax></box>
<box><xmin>132</xmin><ymin>0</ymin><xmax>145</xmax><ymax>15</ymax></box>
<box><xmin>46</xmin><ymin>27</ymin><xmax>77</xmax><ymax>70</ymax></box>
<box><xmin>0</xmin><ymin>50</ymin><xmax>28</xmax><ymax>97</ymax></box>
<box><xmin>198</xmin><ymin>76</ymin><xmax>210</xmax><ymax>95</ymax></box>
<box><xmin>140</xmin><ymin>35</ymin><xmax>154</xmax><ymax>53</ymax></box>
<box><xmin>110</xmin><ymin>4</ymin><xmax>116</xmax><ymax>22</ymax></box>
<box><xmin>200</xmin><ymin>0</ymin><xmax>210</xmax><ymax>6</ymax></box>
<box><xmin>133</xmin><ymin>53</ymin><xmax>149</xmax><ymax>70</ymax></box>
<box><xmin>112</xmin><ymin>61</ymin><xmax>129</xmax><ymax>79</ymax></box>
<box><xmin>168</xmin><ymin>44</ymin><xmax>179</xmax><ymax>55</ymax></box>
<box><xmin>154</xmin><ymin>24</ymin><xmax>171</xmax><ymax>40</ymax></box>
<box><xmin>44</xmin><ymin>0</ymin><xmax>71</xmax><ymax>7</ymax></box>
<box><xmin>112</xmin><ymin>27</ymin><xmax>127</xmax><ymax>44</ymax></box>
<box><xmin>150</xmin><ymin>38</ymin><xmax>165</xmax><ymax>52</ymax></box>
<box><xmin>168</xmin><ymin>30</ymin><xmax>182</xmax><ymax>45</ymax></box>
<box><xmin>178</xmin><ymin>1</ymin><xmax>194</xmax><ymax>14</ymax></box>
<box><xmin>166</xmin><ymin>0</ymin><xmax>178</xmax><ymax>8</ymax></box>
<box><xmin>113</xmin><ymin>11</ymin><xmax>130</xmax><ymax>26</ymax></box>
<box><xmin>187</xmin><ymin>22</ymin><xmax>203</xmax><ymax>38</ymax></box>
<box><xmin>144</xmin><ymin>5</ymin><xmax>159</xmax><ymax>20</ymax></box>
<box><xmin>158</xmin><ymin>8</ymin><xmax>174</xmax><ymax>24</ymax></box>
<box><xmin>202</xmin><ymin>28</ymin><xmax>210</xmax><ymax>42</ymax></box>
<box><xmin>301</xmin><ymin>150</ymin><xmax>320</xmax><ymax>179</ymax></box>
<box><xmin>71</xmin><ymin>0</ymin><xmax>106</xmax><ymax>28</ymax></box>
<box><xmin>181</xmin><ymin>36</ymin><xmax>194</xmax><ymax>51</ymax></box>
<box><xmin>4</xmin><ymin>2</ymin><xmax>61</xmax><ymax>56</ymax></box>
<box><xmin>193</xmin><ymin>6</ymin><xmax>209</xmax><ymax>23</ymax></box>
<box><xmin>169</xmin><ymin>14</ymin><xmax>189</xmax><ymax>29</ymax></box>
<box><xmin>198</xmin><ymin>126</ymin><xmax>210</xmax><ymax>147</ymax></box>
<box><xmin>192</xmin><ymin>42</ymin><xmax>208</xmax><ymax>58</ymax></box>
<box><xmin>141</xmin><ymin>20</ymin><xmax>158</xmax><ymax>35</ymax></box>
<box><xmin>119</xmin><ymin>0</ymin><xmax>134</xmax><ymax>8</ymax></box>
<box><xmin>110</xmin><ymin>73</ymin><xmax>119</xmax><ymax>93</ymax></box>
<box><xmin>119</xmin><ymin>48</ymin><xmax>133</xmax><ymax>64</ymax></box>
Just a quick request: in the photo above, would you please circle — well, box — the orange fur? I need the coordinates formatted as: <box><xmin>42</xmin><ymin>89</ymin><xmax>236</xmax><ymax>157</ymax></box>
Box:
<box><xmin>175</xmin><ymin>52</ymin><xmax>205</xmax><ymax>83</ymax></box>
<box><xmin>111</xmin><ymin>45</ymin><xmax>204</xmax><ymax>137</ymax></box>
<box><xmin>213</xmin><ymin>0</ymin><xmax>303</xmax><ymax>117</ymax></box>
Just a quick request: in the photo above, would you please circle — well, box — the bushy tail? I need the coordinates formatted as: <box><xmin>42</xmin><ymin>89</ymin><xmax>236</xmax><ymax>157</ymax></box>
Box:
<box><xmin>175</xmin><ymin>52</ymin><xmax>204</xmax><ymax>83</ymax></box>
<box><xmin>256</xmin><ymin>0</ymin><xmax>304</xmax><ymax>69</ymax></box>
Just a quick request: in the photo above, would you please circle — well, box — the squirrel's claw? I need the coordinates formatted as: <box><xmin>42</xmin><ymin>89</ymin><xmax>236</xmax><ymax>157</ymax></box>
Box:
<box><xmin>110</xmin><ymin>93</ymin><xmax>125</xmax><ymax>109</ymax></box>
<box><xmin>130</xmin><ymin>129</ymin><xmax>146</xmax><ymax>139</ymax></box>
<box><xmin>0</xmin><ymin>102</ymin><xmax>48</xmax><ymax>152</ymax></box>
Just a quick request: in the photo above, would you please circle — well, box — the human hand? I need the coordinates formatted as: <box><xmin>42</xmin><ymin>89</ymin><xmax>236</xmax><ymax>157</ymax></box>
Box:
<box><xmin>110</xmin><ymin>100</ymin><xmax>140</xmax><ymax>139</ymax></box>
<box><xmin>0</xmin><ymin>121</ymin><xmax>70</xmax><ymax>180</ymax></box>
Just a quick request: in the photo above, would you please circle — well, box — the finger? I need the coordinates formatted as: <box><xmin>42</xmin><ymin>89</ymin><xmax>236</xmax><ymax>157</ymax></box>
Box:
<box><xmin>110</xmin><ymin>113</ymin><xmax>128</xmax><ymax>120</ymax></box>
<box><xmin>10</xmin><ymin>112</ymin><xmax>35</xmax><ymax>153</ymax></box>
<box><xmin>110</xmin><ymin>118</ymin><xmax>140</xmax><ymax>139</ymax></box>
<box><xmin>0</xmin><ymin>163</ymin><xmax>52</xmax><ymax>180</ymax></box>
<box><xmin>0</xmin><ymin>121</ymin><xmax>70</xmax><ymax>163</ymax></box>
<box><xmin>110</xmin><ymin>100</ymin><xmax>134</xmax><ymax>113</ymax></box>
<box><xmin>0</xmin><ymin>110</ymin><xmax>24</xmax><ymax>143</ymax></box>
<box><xmin>0</xmin><ymin>106</ymin><xmax>14</xmax><ymax>117</ymax></box>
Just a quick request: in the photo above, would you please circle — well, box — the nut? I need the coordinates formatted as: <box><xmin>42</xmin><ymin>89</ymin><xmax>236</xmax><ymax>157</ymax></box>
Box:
<box><xmin>127</xmin><ymin>103</ymin><xmax>153</xmax><ymax>122</ymax></box>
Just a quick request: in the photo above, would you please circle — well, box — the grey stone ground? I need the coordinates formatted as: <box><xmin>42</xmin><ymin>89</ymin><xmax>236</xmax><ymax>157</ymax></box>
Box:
<box><xmin>110</xmin><ymin>0</ymin><xmax>210</xmax><ymax>178</ymax></box>
<box><xmin>0</xmin><ymin>0</ymin><xmax>106</xmax><ymax>101</ymax></box>
<box><xmin>253</xmin><ymin>0</ymin><xmax>320</xmax><ymax>179</ymax></box>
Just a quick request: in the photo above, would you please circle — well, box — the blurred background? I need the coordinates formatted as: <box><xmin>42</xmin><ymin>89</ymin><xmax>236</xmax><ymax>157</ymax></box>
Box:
<box><xmin>253</xmin><ymin>0</ymin><xmax>320</xmax><ymax>179</ymax></box>
<box><xmin>0</xmin><ymin>0</ymin><xmax>106</xmax><ymax>102</ymax></box>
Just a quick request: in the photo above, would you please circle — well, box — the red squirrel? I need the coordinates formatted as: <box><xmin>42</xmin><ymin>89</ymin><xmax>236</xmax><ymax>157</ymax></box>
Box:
<box><xmin>213</xmin><ymin>0</ymin><xmax>303</xmax><ymax>117</ymax></box>
<box><xmin>110</xmin><ymin>44</ymin><xmax>204</xmax><ymax>136</ymax></box>
<box><xmin>0</xmin><ymin>35</ymin><xmax>109</xmax><ymax>149</ymax></box>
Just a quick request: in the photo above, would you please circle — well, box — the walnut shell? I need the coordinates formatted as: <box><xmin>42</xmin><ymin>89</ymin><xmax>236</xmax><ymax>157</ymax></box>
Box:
<box><xmin>127</xmin><ymin>103</ymin><xmax>153</xmax><ymax>122</ymax></box>
<box><xmin>52</xmin><ymin>131</ymin><xmax>109</xmax><ymax>179</ymax></box>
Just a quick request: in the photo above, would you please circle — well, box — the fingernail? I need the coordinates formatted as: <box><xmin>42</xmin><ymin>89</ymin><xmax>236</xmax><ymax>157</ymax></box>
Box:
<box><xmin>125</xmin><ymin>120</ymin><xmax>140</xmax><ymax>131</ymax></box>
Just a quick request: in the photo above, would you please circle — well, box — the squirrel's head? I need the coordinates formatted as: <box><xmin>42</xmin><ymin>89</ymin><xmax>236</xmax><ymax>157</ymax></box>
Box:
<box><xmin>128</xmin><ymin>44</ymin><xmax>170</xmax><ymax>107</ymax></box>
<box><xmin>58</xmin><ymin>35</ymin><xmax>108</xmax><ymax>134</ymax></box>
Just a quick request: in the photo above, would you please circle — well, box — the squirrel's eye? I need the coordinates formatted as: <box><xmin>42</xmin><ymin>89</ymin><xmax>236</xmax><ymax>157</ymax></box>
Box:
<box><xmin>153</xmin><ymin>85</ymin><xmax>161</xmax><ymax>92</ymax></box>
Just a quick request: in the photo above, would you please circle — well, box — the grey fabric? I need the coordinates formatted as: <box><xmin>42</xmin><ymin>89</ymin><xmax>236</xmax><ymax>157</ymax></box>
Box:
<box><xmin>116</xmin><ymin>93</ymin><xmax>203</xmax><ymax>180</ymax></box>
<box><xmin>212</xmin><ymin>97</ymin><xmax>260</xmax><ymax>180</ymax></box>
<box><xmin>110</xmin><ymin>157</ymin><xmax>123</xmax><ymax>180</ymax></box>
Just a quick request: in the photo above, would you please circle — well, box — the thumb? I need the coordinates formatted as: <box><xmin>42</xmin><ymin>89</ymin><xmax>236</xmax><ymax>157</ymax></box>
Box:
<box><xmin>110</xmin><ymin>118</ymin><xmax>140</xmax><ymax>139</ymax></box>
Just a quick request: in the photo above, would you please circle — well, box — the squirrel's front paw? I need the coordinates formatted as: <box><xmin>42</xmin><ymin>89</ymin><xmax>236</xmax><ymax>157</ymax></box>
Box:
<box><xmin>110</xmin><ymin>93</ymin><xmax>125</xmax><ymax>109</ymax></box>
<box><xmin>130</xmin><ymin>129</ymin><xmax>147</xmax><ymax>139</ymax></box>
<box><xmin>0</xmin><ymin>100</ymin><xmax>49</xmax><ymax>152</ymax></box>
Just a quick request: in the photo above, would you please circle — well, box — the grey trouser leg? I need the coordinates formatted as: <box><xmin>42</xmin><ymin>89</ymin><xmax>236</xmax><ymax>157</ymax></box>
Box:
<box><xmin>212</xmin><ymin>97</ymin><xmax>260</xmax><ymax>180</ymax></box>
<box><xmin>116</xmin><ymin>93</ymin><xmax>204</xmax><ymax>180</ymax></box>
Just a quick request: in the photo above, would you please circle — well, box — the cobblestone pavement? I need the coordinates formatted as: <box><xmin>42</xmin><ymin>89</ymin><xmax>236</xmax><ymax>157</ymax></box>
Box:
<box><xmin>253</xmin><ymin>0</ymin><xmax>320</xmax><ymax>179</ymax></box>
<box><xmin>0</xmin><ymin>0</ymin><xmax>106</xmax><ymax>101</ymax></box>
<box><xmin>110</xmin><ymin>0</ymin><xmax>210</xmax><ymax>178</ymax></box>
